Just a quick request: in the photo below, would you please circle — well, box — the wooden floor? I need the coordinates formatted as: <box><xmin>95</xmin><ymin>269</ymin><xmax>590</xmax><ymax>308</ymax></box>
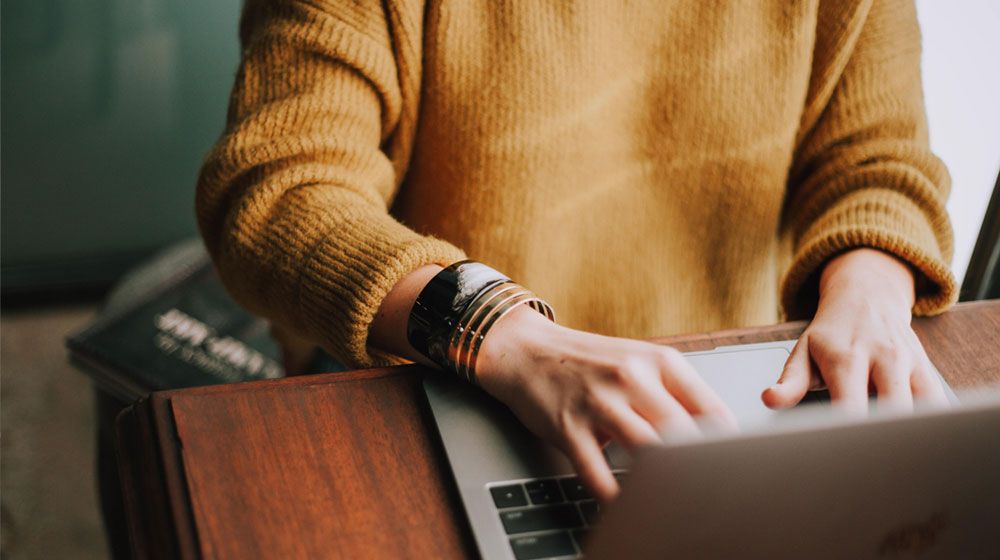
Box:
<box><xmin>1</xmin><ymin>303</ymin><xmax>108</xmax><ymax>559</ymax></box>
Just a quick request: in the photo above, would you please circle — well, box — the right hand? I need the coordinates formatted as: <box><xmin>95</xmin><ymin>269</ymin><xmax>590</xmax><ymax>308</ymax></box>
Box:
<box><xmin>476</xmin><ymin>305</ymin><xmax>738</xmax><ymax>502</ymax></box>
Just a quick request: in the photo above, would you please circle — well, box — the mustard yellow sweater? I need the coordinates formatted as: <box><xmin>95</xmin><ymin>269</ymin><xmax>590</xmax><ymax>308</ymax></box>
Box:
<box><xmin>197</xmin><ymin>0</ymin><xmax>955</xmax><ymax>368</ymax></box>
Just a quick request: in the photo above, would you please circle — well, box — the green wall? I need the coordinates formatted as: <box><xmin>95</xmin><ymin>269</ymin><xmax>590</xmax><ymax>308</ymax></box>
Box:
<box><xmin>2</xmin><ymin>0</ymin><xmax>242</xmax><ymax>293</ymax></box>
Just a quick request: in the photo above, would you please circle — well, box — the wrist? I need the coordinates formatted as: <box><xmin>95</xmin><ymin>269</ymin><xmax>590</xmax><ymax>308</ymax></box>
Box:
<box><xmin>819</xmin><ymin>248</ymin><xmax>915</xmax><ymax>311</ymax></box>
<box><xmin>370</xmin><ymin>264</ymin><xmax>444</xmax><ymax>365</ymax></box>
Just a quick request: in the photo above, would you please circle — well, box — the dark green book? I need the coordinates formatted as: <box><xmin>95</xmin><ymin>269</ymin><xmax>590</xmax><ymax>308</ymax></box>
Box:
<box><xmin>67</xmin><ymin>240</ymin><xmax>285</xmax><ymax>402</ymax></box>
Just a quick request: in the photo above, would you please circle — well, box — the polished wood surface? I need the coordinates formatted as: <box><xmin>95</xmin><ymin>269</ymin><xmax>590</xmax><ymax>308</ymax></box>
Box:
<box><xmin>171</xmin><ymin>369</ymin><xmax>474</xmax><ymax>559</ymax></box>
<box><xmin>116</xmin><ymin>300</ymin><xmax>1000</xmax><ymax>559</ymax></box>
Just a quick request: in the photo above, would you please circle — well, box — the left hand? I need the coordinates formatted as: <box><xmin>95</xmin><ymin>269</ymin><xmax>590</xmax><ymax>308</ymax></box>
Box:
<box><xmin>762</xmin><ymin>248</ymin><xmax>949</xmax><ymax>412</ymax></box>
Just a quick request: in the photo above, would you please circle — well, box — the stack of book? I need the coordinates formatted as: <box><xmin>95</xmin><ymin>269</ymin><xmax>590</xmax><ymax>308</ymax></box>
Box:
<box><xmin>66</xmin><ymin>239</ymin><xmax>285</xmax><ymax>402</ymax></box>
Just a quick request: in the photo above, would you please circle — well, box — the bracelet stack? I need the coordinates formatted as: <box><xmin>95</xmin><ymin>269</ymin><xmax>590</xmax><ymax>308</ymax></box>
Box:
<box><xmin>407</xmin><ymin>261</ymin><xmax>555</xmax><ymax>384</ymax></box>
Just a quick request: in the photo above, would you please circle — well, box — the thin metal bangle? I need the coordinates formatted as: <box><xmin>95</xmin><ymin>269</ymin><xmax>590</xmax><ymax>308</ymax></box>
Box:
<box><xmin>448</xmin><ymin>283</ymin><xmax>523</xmax><ymax>380</ymax></box>
<box><xmin>458</xmin><ymin>288</ymin><xmax>555</xmax><ymax>369</ymax></box>
<box><xmin>447</xmin><ymin>282</ymin><xmax>518</xmax><ymax>362</ymax></box>
<box><xmin>462</xmin><ymin>295</ymin><xmax>554</xmax><ymax>383</ymax></box>
<box><xmin>453</xmin><ymin>288</ymin><xmax>532</xmax><ymax>383</ymax></box>
<box><xmin>456</xmin><ymin>289</ymin><xmax>554</xmax><ymax>383</ymax></box>
<box><xmin>456</xmin><ymin>291</ymin><xmax>535</xmax><ymax>383</ymax></box>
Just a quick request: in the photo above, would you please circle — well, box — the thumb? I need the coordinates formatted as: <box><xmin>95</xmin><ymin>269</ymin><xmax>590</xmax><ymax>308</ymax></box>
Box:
<box><xmin>762</xmin><ymin>337</ymin><xmax>813</xmax><ymax>409</ymax></box>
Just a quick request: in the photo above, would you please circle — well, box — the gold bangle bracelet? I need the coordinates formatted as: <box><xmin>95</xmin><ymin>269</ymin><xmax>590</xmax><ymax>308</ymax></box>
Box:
<box><xmin>448</xmin><ymin>282</ymin><xmax>520</xmax><ymax>354</ymax></box>
<box><xmin>459</xmin><ymin>292</ymin><xmax>531</xmax><ymax>384</ymax></box>
<box><xmin>464</xmin><ymin>294</ymin><xmax>554</xmax><ymax>383</ymax></box>
<box><xmin>451</xmin><ymin>286</ymin><xmax>531</xmax><ymax>383</ymax></box>
<box><xmin>447</xmin><ymin>282</ymin><xmax>523</xmax><ymax>382</ymax></box>
<box><xmin>451</xmin><ymin>286</ymin><xmax>554</xmax><ymax>384</ymax></box>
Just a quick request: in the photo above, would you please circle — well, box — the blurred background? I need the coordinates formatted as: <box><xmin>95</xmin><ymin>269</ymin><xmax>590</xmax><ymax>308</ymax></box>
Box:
<box><xmin>1</xmin><ymin>1</ymin><xmax>998</xmax><ymax>558</ymax></box>
<box><xmin>2</xmin><ymin>0</ymin><xmax>241</xmax><ymax>297</ymax></box>
<box><xmin>2</xmin><ymin>1</ymin><xmax>243</xmax><ymax>558</ymax></box>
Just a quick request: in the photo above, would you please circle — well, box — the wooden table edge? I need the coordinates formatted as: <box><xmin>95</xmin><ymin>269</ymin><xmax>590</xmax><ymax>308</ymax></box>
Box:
<box><xmin>114</xmin><ymin>299</ymin><xmax>1000</xmax><ymax>559</ymax></box>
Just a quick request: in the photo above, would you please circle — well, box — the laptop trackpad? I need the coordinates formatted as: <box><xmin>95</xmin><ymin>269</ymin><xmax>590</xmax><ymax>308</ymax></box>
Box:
<box><xmin>605</xmin><ymin>346</ymin><xmax>791</xmax><ymax>469</ymax></box>
<box><xmin>686</xmin><ymin>347</ymin><xmax>791</xmax><ymax>429</ymax></box>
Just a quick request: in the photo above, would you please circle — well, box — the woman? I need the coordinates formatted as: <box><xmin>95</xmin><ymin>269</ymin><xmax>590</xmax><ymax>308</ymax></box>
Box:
<box><xmin>197</xmin><ymin>0</ymin><xmax>955</xmax><ymax>501</ymax></box>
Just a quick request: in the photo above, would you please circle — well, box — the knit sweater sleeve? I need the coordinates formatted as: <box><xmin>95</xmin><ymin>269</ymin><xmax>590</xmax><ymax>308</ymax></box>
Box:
<box><xmin>780</xmin><ymin>0</ymin><xmax>956</xmax><ymax>319</ymax></box>
<box><xmin>196</xmin><ymin>0</ymin><xmax>465</xmax><ymax>368</ymax></box>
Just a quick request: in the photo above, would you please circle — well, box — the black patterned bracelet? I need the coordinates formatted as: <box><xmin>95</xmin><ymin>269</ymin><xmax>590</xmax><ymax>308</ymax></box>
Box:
<box><xmin>407</xmin><ymin>261</ymin><xmax>510</xmax><ymax>369</ymax></box>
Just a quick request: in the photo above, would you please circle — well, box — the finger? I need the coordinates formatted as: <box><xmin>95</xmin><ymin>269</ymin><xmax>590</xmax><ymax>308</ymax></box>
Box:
<box><xmin>637</xmin><ymin>389</ymin><xmax>703</xmax><ymax>443</ymax></box>
<box><xmin>613</xmin><ymin>369</ymin><xmax>703</xmax><ymax>440</ymax></box>
<box><xmin>628</xmin><ymin>374</ymin><xmax>707</xmax><ymax>434</ymax></box>
<box><xmin>762</xmin><ymin>337</ymin><xmax>813</xmax><ymax>409</ymax></box>
<box><xmin>656</xmin><ymin>349</ymin><xmax>738</xmax><ymax>428</ymax></box>
<box><xmin>561</xmin><ymin>430</ymin><xmax>619</xmax><ymax>503</ymax></box>
<box><xmin>904</xmin><ymin>333</ymin><xmax>950</xmax><ymax>408</ymax></box>
<box><xmin>910</xmin><ymin>364</ymin><xmax>950</xmax><ymax>408</ymax></box>
<box><xmin>589</xmin><ymin>397</ymin><xmax>662</xmax><ymax>451</ymax></box>
<box><xmin>822</xmin><ymin>353</ymin><xmax>871</xmax><ymax>415</ymax></box>
<box><xmin>870</xmin><ymin>359</ymin><xmax>913</xmax><ymax>412</ymax></box>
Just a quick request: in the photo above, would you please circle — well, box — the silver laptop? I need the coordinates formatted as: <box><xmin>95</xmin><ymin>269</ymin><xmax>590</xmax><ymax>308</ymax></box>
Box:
<box><xmin>423</xmin><ymin>340</ymin><xmax>1000</xmax><ymax>560</ymax></box>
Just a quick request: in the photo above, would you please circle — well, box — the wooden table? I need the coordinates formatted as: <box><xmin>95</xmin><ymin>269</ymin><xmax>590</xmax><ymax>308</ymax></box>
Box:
<box><xmin>115</xmin><ymin>300</ymin><xmax>1000</xmax><ymax>559</ymax></box>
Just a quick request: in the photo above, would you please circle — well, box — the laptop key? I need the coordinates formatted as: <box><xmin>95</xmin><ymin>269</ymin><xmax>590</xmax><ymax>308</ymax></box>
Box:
<box><xmin>559</xmin><ymin>477</ymin><xmax>591</xmax><ymax>501</ymax></box>
<box><xmin>524</xmin><ymin>479</ymin><xmax>565</xmax><ymax>504</ymax></box>
<box><xmin>572</xmin><ymin>528</ymin><xmax>591</xmax><ymax>549</ymax></box>
<box><xmin>500</xmin><ymin>504</ymin><xmax>583</xmax><ymax>534</ymax></box>
<box><xmin>578</xmin><ymin>500</ymin><xmax>601</xmax><ymax>526</ymax></box>
<box><xmin>491</xmin><ymin>484</ymin><xmax>528</xmax><ymax>509</ymax></box>
<box><xmin>509</xmin><ymin>532</ymin><xmax>576</xmax><ymax>560</ymax></box>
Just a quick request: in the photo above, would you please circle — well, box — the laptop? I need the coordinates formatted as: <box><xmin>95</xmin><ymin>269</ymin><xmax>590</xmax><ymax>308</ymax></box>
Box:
<box><xmin>423</xmin><ymin>340</ymin><xmax>1000</xmax><ymax>559</ymax></box>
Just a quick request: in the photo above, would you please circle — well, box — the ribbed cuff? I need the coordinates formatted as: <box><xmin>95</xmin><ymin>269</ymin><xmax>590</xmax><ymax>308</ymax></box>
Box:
<box><xmin>297</xmin><ymin>208</ymin><xmax>466</xmax><ymax>368</ymax></box>
<box><xmin>781</xmin><ymin>188</ymin><xmax>956</xmax><ymax>319</ymax></box>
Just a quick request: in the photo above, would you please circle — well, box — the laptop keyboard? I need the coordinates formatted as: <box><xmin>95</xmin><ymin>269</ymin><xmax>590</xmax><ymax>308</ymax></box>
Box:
<box><xmin>488</xmin><ymin>472</ymin><xmax>626</xmax><ymax>559</ymax></box>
